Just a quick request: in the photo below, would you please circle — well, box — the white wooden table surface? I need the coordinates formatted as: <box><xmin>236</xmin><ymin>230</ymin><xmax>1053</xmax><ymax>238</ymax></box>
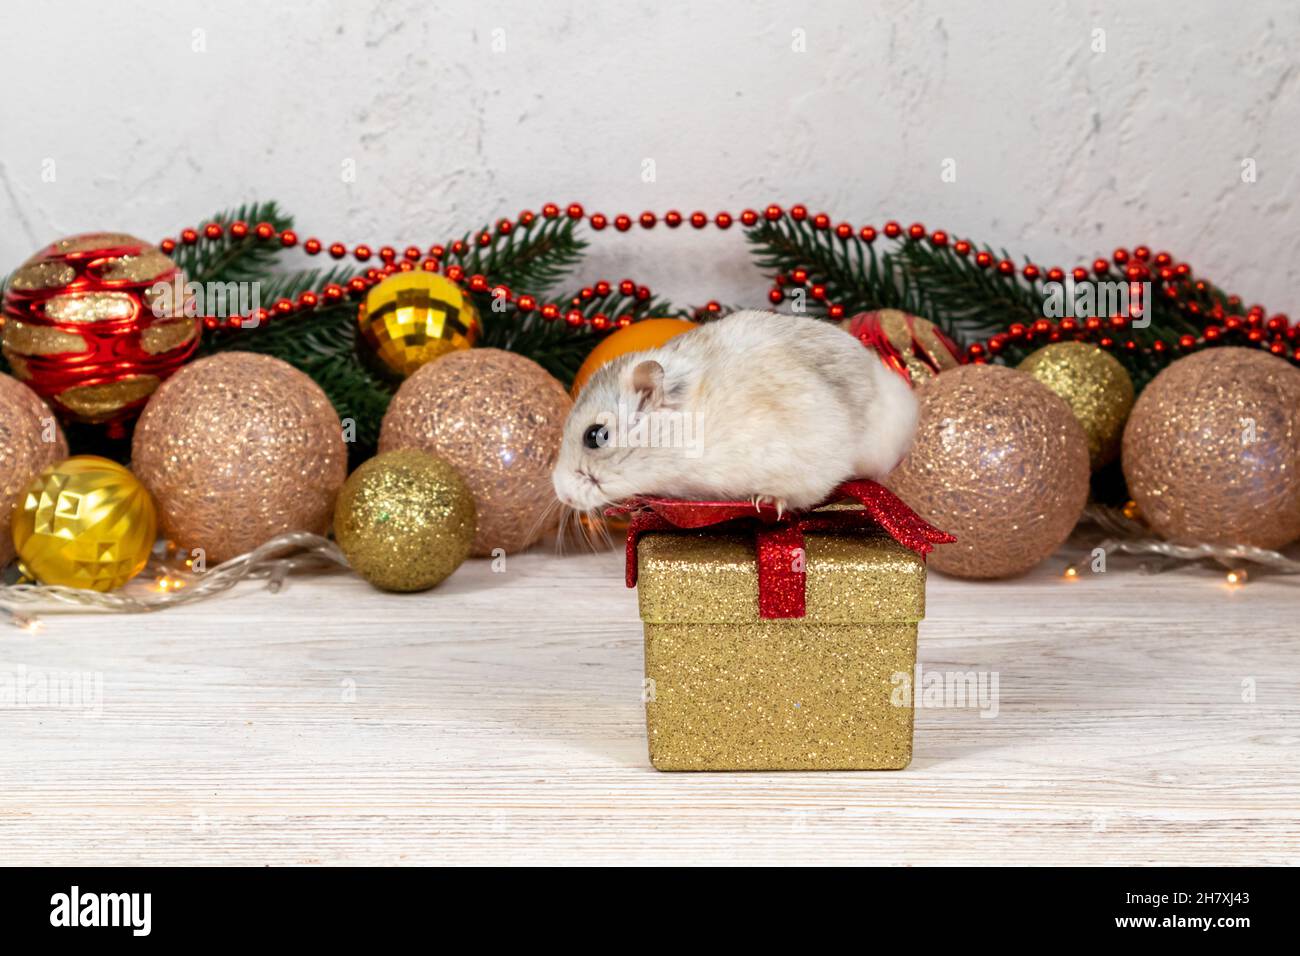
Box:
<box><xmin>2</xmin><ymin>538</ymin><xmax>1297</xmax><ymax>866</ymax></box>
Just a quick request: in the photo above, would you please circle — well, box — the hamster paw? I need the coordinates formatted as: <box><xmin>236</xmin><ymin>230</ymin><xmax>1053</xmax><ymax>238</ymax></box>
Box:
<box><xmin>749</xmin><ymin>494</ymin><xmax>789</xmax><ymax>518</ymax></box>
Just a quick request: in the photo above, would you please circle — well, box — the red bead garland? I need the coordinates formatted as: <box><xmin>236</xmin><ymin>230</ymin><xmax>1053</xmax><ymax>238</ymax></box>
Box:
<box><xmin>156</xmin><ymin>204</ymin><xmax>1296</xmax><ymax>369</ymax></box>
<box><xmin>765</xmin><ymin>227</ymin><xmax>1293</xmax><ymax>365</ymax></box>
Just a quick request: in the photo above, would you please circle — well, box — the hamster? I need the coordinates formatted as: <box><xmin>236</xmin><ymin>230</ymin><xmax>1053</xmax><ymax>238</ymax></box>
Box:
<box><xmin>552</xmin><ymin>309</ymin><xmax>919</xmax><ymax>515</ymax></box>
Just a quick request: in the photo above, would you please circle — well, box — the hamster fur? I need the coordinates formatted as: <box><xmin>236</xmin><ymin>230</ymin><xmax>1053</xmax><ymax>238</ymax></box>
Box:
<box><xmin>551</xmin><ymin>309</ymin><xmax>918</xmax><ymax>514</ymax></box>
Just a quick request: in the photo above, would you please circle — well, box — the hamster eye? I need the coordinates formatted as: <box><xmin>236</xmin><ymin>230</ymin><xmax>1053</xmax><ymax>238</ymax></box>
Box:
<box><xmin>582</xmin><ymin>424</ymin><xmax>610</xmax><ymax>449</ymax></box>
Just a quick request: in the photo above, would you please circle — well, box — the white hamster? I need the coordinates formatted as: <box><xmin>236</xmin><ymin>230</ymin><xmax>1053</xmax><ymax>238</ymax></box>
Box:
<box><xmin>551</xmin><ymin>309</ymin><xmax>918</xmax><ymax>514</ymax></box>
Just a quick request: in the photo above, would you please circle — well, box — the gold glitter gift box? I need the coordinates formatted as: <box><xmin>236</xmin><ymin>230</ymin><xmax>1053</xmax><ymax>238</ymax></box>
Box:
<box><xmin>634</xmin><ymin>525</ymin><xmax>927</xmax><ymax>771</ymax></box>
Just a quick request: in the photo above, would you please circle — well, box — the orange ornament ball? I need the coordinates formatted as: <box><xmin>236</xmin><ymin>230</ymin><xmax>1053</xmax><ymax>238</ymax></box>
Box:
<box><xmin>570</xmin><ymin>318</ymin><xmax>696</xmax><ymax>395</ymax></box>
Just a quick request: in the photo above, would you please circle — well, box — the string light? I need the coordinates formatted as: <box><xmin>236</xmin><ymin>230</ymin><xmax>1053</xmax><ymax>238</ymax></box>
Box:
<box><xmin>1</xmin><ymin>609</ymin><xmax>44</xmax><ymax>632</ymax></box>
<box><xmin>1077</xmin><ymin>504</ymin><xmax>1300</xmax><ymax>585</ymax></box>
<box><xmin>0</xmin><ymin>532</ymin><xmax>349</xmax><ymax>617</ymax></box>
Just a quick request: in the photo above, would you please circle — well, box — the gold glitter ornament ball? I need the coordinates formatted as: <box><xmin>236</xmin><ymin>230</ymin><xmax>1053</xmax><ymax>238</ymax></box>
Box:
<box><xmin>12</xmin><ymin>456</ymin><xmax>157</xmax><ymax>591</ymax></box>
<box><xmin>1122</xmin><ymin>347</ymin><xmax>1300</xmax><ymax>549</ymax></box>
<box><xmin>379</xmin><ymin>348</ymin><xmax>572</xmax><ymax>556</ymax></box>
<box><xmin>334</xmin><ymin>449</ymin><xmax>476</xmax><ymax>591</ymax></box>
<box><xmin>1018</xmin><ymin>342</ymin><xmax>1134</xmax><ymax>469</ymax></box>
<box><xmin>0</xmin><ymin>374</ymin><xmax>69</xmax><ymax>566</ymax></box>
<box><xmin>357</xmin><ymin>272</ymin><xmax>480</xmax><ymax>379</ymax></box>
<box><xmin>132</xmin><ymin>352</ymin><xmax>347</xmax><ymax>564</ymax></box>
<box><xmin>886</xmin><ymin>364</ymin><xmax>1090</xmax><ymax>579</ymax></box>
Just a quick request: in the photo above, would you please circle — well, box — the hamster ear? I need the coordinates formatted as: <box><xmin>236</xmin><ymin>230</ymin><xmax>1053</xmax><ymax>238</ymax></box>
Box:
<box><xmin>631</xmin><ymin>360</ymin><xmax>665</xmax><ymax>409</ymax></box>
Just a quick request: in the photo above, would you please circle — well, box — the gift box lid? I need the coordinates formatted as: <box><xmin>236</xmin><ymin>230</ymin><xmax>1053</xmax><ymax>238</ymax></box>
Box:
<box><xmin>636</xmin><ymin>526</ymin><xmax>926</xmax><ymax>625</ymax></box>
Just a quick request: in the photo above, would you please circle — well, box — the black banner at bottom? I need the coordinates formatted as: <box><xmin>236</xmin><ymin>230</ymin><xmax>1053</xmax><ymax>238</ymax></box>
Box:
<box><xmin>0</xmin><ymin>866</ymin><xmax>1280</xmax><ymax>942</ymax></box>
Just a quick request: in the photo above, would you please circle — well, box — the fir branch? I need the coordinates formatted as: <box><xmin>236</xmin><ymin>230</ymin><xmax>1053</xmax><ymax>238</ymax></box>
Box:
<box><xmin>191</xmin><ymin>206</ymin><xmax>597</xmax><ymax>440</ymax></box>
<box><xmin>170</xmin><ymin>201</ymin><xmax>294</xmax><ymax>284</ymax></box>
<box><xmin>894</xmin><ymin>240</ymin><xmax>1042</xmax><ymax>342</ymax></box>
<box><xmin>746</xmin><ymin>218</ymin><xmax>900</xmax><ymax>312</ymax></box>
<box><xmin>742</xmin><ymin>219</ymin><xmax>1225</xmax><ymax>389</ymax></box>
<box><xmin>250</xmin><ymin>265</ymin><xmax>361</xmax><ymax>308</ymax></box>
<box><xmin>451</xmin><ymin>216</ymin><xmax>587</xmax><ymax>294</ymax></box>
<box><xmin>201</xmin><ymin>297</ymin><xmax>356</xmax><ymax>364</ymax></box>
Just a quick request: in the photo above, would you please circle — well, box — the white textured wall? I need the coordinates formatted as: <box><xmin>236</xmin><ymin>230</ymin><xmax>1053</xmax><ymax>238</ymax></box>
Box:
<box><xmin>2</xmin><ymin>0</ymin><xmax>1297</xmax><ymax>312</ymax></box>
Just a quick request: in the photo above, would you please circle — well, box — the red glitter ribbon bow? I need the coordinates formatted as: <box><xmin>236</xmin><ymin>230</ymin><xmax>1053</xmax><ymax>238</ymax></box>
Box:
<box><xmin>611</xmin><ymin>479</ymin><xmax>955</xmax><ymax>619</ymax></box>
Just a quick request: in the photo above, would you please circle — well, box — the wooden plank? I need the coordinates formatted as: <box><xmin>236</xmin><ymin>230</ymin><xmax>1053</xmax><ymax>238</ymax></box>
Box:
<box><xmin>2</xmin><ymin>543</ymin><xmax>1296</xmax><ymax>865</ymax></box>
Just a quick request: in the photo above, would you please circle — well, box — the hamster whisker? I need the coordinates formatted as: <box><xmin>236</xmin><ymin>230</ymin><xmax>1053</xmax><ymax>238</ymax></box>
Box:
<box><xmin>545</xmin><ymin>502</ymin><xmax>615</xmax><ymax>555</ymax></box>
<box><xmin>568</xmin><ymin>507</ymin><xmax>592</xmax><ymax>553</ymax></box>
<box><xmin>552</xmin><ymin>504</ymin><xmax>572</xmax><ymax>556</ymax></box>
<box><xmin>526</xmin><ymin>496</ymin><xmax>562</xmax><ymax>553</ymax></box>
<box><xmin>585</xmin><ymin>506</ymin><xmax>616</xmax><ymax>551</ymax></box>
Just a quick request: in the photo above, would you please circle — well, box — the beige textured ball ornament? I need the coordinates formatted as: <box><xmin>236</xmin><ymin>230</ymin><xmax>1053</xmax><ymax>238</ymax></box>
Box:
<box><xmin>379</xmin><ymin>348</ymin><xmax>572</xmax><ymax>556</ymax></box>
<box><xmin>1122</xmin><ymin>347</ymin><xmax>1300</xmax><ymax>549</ymax></box>
<box><xmin>886</xmin><ymin>363</ymin><xmax>1091</xmax><ymax>579</ymax></box>
<box><xmin>0</xmin><ymin>374</ymin><xmax>68</xmax><ymax>566</ymax></box>
<box><xmin>131</xmin><ymin>352</ymin><xmax>347</xmax><ymax>564</ymax></box>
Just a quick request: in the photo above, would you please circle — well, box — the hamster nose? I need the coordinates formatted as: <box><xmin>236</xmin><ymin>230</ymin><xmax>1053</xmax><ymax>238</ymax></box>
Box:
<box><xmin>552</xmin><ymin>474</ymin><xmax>578</xmax><ymax>510</ymax></box>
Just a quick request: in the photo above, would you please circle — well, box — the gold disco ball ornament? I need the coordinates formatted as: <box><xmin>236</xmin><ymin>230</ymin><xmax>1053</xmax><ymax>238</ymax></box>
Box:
<box><xmin>357</xmin><ymin>271</ymin><xmax>480</xmax><ymax>378</ymax></box>
<box><xmin>11</xmin><ymin>455</ymin><xmax>158</xmax><ymax>591</ymax></box>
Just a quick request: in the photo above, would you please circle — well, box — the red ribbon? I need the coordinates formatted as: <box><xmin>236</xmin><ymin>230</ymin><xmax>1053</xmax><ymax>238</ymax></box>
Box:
<box><xmin>610</xmin><ymin>479</ymin><xmax>955</xmax><ymax>619</ymax></box>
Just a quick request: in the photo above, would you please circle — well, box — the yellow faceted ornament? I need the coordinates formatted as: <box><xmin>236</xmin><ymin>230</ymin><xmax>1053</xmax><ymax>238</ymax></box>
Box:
<box><xmin>11</xmin><ymin>455</ymin><xmax>158</xmax><ymax>591</ymax></box>
<box><xmin>357</xmin><ymin>272</ymin><xmax>480</xmax><ymax>378</ymax></box>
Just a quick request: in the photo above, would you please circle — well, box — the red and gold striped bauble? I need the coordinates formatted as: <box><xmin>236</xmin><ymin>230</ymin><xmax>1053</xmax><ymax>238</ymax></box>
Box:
<box><xmin>841</xmin><ymin>309</ymin><xmax>964</xmax><ymax>387</ymax></box>
<box><xmin>1</xmin><ymin>232</ymin><xmax>200</xmax><ymax>429</ymax></box>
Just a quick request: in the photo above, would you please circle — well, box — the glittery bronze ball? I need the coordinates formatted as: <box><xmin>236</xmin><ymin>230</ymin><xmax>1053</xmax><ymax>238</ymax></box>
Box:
<box><xmin>0</xmin><ymin>374</ymin><xmax>68</xmax><ymax>566</ymax></box>
<box><xmin>1122</xmin><ymin>347</ymin><xmax>1300</xmax><ymax>549</ymax></box>
<box><xmin>1018</xmin><ymin>342</ymin><xmax>1134</xmax><ymax>469</ymax></box>
<box><xmin>334</xmin><ymin>449</ymin><xmax>476</xmax><ymax>591</ymax></box>
<box><xmin>132</xmin><ymin>352</ymin><xmax>347</xmax><ymax>564</ymax></box>
<box><xmin>379</xmin><ymin>348</ymin><xmax>572</xmax><ymax>556</ymax></box>
<box><xmin>886</xmin><ymin>364</ymin><xmax>1090</xmax><ymax>579</ymax></box>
